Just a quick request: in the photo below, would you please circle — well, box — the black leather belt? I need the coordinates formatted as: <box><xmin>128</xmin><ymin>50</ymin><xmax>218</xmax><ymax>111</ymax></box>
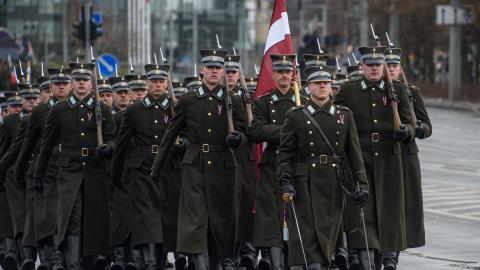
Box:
<box><xmin>359</xmin><ymin>132</ymin><xmax>393</xmax><ymax>142</ymax></box>
<box><xmin>58</xmin><ymin>144</ymin><xmax>97</xmax><ymax>157</ymax></box>
<box><xmin>190</xmin><ymin>144</ymin><xmax>227</xmax><ymax>153</ymax></box>
<box><xmin>305</xmin><ymin>154</ymin><xmax>344</xmax><ymax>165</ymax></box>
<box><xmin>136</xmin><ymin>145</ymin><xmax>159</xmax><ymax>154</ymax></box>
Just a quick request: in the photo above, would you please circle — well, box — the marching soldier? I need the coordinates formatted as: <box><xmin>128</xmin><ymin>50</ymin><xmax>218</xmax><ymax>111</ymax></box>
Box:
<box><xmin>172</xmin><ymin>81</ymin><xmax>188</xmax><ymax>97</ymax></box>
<box><xmin>129</xmin><ymin>75</ymin><xmax>149</xmax><ymax>102</ymax></box>
<box><xmin>183</xmin><ymin>76</ymin><xmax>202</xmax><ymax>92</ymax></box>
<box><xmin>331</xmin><ymin>72</ymin><xmax>347</xmax><ymax>96</ymax></box>
<box><xmin>250</xmin><ymin>54</ymin><xmax>307</xmax><ymax>270</ymax></box>
<box><xmin>346</xmin><ymin>64</ymin><xmax>363</xmax><ymax>81</ymax></box>
<box><xmin>98</xmin><ymin>79</ymin><xmax>114</xmax><ymax>109</ymax></box>
<box><xmin>385</xmin><ymin>47</ymin><xmax>432</xmax><ymax>269</ymax></box>
<box><xmin>111</xmin><ymin>64</ymin><xmax>172</xmax><ymax>270</ymax></box>
<box><xmin>33</xmin><ymin>62</ymin><xmax>115</xmax><ymax>270</ymax></box>
<box><xmin>224</xmin><ymin>55</ymin><xmax>257</xmax><ymax>269</ymax></box>
<box><xmin>162</xmin><ymin>81</ymin><xmax>189</xmax><ymax>270</ymax></box>
<box><xmin>334</xmin><ymin>46</ymin><xmax>414</xmax><ymax>270</ymax></box>
<box><xmin>151</xmin><ymin>48</ymin><xmax>248</xmax><ymax>270</ymax></box>
<box><xmin>0</xmin><ymin>95</ymin><xmax>22</xmax><ymax>270</ymax></box>
<box><xmin>278</xmin><ymin>64</ymin><xmax>369</xmax><ymax>270</ymax></box>
<box><xmin>109</xmin><ymin>73</ymin><xmax>147</xmax><ymax>270</ymax></box>
<box><xmin>0</xmin><ymin>84</ymin><xmax>40</xmax><ymax>270</ymax></box>
<box><xmin>301</xmin><ymin>54</ymin><xmax>328</xmax><ymax>97</ymax></box>
<box><xmin>4</xmin><ymin>95</ymin><xmax>23</xmax><ymax>116</ymax></box>
<box><xmin>15</xmin><ymin>67</ymin><xmax>72</xmax><ymax>270</ymax></box>
<box><xmin>112</xmin><ymin>78</ymin><xmax>131</xmax><ymax>114</ymax></box>
<box><xmin>38</xmin><ymin>75</ymin><xmax>53</xmax><ymax>104</ymax></box>
<box><xmin>126</xmin><ymin>74</ymin><xmax>148</xmax><ymax>102</ymax></box>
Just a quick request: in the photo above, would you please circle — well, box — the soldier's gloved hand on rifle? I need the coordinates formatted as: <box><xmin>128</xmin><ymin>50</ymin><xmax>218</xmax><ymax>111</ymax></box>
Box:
<box><xmin>415</xmin><ymin>121</ymin><xmax>426</xmax><ymax>139</ymax></box>
<box><xmin>279</xmin><ymin>175</ymin><xmax>297</xmax><ymax>203</ymax></box>
<box><xmin>354</xmin><ymin>188</ymin><xmax>369</xmax><ymax>208</ymax></box>
<box><xmin>33</xmin><ymin>176</ymin><xmax>43</xmax><ymax>194</ymax></box>
<box><xmin>95</xmin><ymin>144</ymin><xmax>113</xmax><ymax>159</ymax></box>
<box><xmin>225</xmin><ymin>131</ymin><xmax>242</xmax><ymax>148</ymax></box>
<box><xmin>171</xmin><ymin>138</ymin><xmax>189</xmax><ymax>155</ymax></box>
<box><xmin>393</xmin><ymin>124</ymin><xmax>410</xmax><ymax>143</ymax></box>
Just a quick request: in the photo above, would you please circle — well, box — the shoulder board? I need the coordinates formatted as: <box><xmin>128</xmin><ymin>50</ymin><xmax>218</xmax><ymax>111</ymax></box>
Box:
<box><xmin>349</xmin><ymin>76</ymin><xmax>362</xmax><ymax>82</ymax></box>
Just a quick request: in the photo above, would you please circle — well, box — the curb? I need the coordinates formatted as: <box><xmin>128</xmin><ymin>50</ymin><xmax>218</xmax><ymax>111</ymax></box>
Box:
<box><xmin>423</xmin><ymin>98</ymin><xmax>480</xmax><ymax>114</ymax></box>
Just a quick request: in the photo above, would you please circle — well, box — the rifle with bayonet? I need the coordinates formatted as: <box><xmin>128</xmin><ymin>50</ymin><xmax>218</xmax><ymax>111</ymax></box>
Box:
<box><xmin>90</xmin><ymin>45</ymin><xmax>104</xmax><ymax>145</ymax></box>
<box><xmin>370</xmin><ymin>24</ymin><xmax>401</xmax><ymax>129</ymax></box>
<box><xmin>216</xmin><ymin>34</ymin><xmax>235</xmax><ymax>133</ymax></box>
<box><xmin>232</xmin><ymin>46</ymin><xmax>253</xmax><ymax>126</ymax></box>
<box><xmin>293</xmin><ymin>55</ymin><xmax>301</xmax><ymax>106</ymax></box>
<box><xmin>385</xmin><ymin>32</ymin><xmax>418</xmax><ymax>124</ymax></box>
<box><xmin>159</xmin><ymin>48</ymin><xmax>177</xmax><ymax>116</ymax></box>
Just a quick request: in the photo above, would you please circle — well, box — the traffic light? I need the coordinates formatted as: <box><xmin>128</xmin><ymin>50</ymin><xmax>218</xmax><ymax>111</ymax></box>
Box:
<box><xmin>72</xmin><ymin>5</ymin><xmax>103</xmax><ymax>45</ymax></box>
<box><xmin>72</xmin><ymin>6</ymin><xmax>85</xmax><ymax>44</ymax></box>
<box><xmin>90</xmin><ymin>19</ymin><xmax>103</xmax><ymax>41</ymax></box>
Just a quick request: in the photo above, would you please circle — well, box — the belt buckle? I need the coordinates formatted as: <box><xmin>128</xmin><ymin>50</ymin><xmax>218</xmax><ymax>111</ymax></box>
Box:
<box><xmin>81</xmin><ymin>148</ymin><xmax>88</xmax><ymax>157</ymax></box>
<box><xmin>319</xmin><ymin>155</ymin><xmax>328</xmax><ymax>165</ymax></box>
<box><xmin>202</xmin><ymin>144</ymin><xmax>209</xmax><ymax>153</ymax></box>
<box><xmin>371</xmin><ymin>133</ymin><xmax>379</xmax><ymax>142</ymax></box>
<box><xmin>152</xmin><ymin>145</ymin><xmax>159</xmax><ymax>154</ymax></box>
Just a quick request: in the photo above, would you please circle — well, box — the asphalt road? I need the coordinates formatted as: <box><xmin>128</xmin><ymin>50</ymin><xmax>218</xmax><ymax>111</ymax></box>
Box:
<box><xmin>398</xmin><ymin>107</ymin><xmax>480</xmax><ymax>269</ymax></box>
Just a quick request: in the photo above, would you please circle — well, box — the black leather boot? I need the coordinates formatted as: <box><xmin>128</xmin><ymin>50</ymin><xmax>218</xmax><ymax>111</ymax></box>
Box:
<box><xmin>50</xmin><ymin>245</ymin><xmax>65</xmax><ymax>270</ymax></box>
<box><xmin>111</xmin><ymin>246</ymin><xmax>127</xmax><ymax>270</ymax></box>
<box><xmin>186</xmin><ymin>255</ymin><xmax>195</xmax><ymax>270</ymax></box>
<box><xmin>269</xmin><ymin>247</ymin><xmax>283</xmax><ymax>270</ymax></box>
<box><xmin>191</xmin><ymin>253</ymin><xmax>209</xmax><ymax>270</ymax></box>
<box><xmin>37</xmin><ymin>244</ymin><xmax>53</xmax><ymax>270</ymax></box>
<box><xmin>257</xmin><ymin>248</ymin><xmax>271</xmax><ymax>270</ymax></box>
<box><xmin>174</xmin><ymin>253</ymin><xmax>187</xmax><ymax>270</ymax></box>
<box><xmin>333</xmin><ymin>232</ymin><xmax>348</xmax><ymax>270</ymax></box>
<box><xmin>126</xmin><ymin>247</ymin><xmax>142</xmax><ymax>270</ymax></box>
<box><xmin>383</xmin><ymin>251</ymin><xmax>398</xmax><ymax>270</ymax></box>
<box><xmin>221</xmin><ymin>258</ymin><xmax>235</xmax><ymax>270</ymax></box>
<box><xmin>348</xmin><ymin>249</ymin><xmax>360</xmax><ymax>270</ymax></box>
<box><xmin>3</xmin><ymin>238</ymin><xmax>18</xmax><ymax>270</ymax></box>
<box><xmin>65</xmin><ymin>235</ymin><xmax>81</xmax><ymax>270</ymax></box>
<box><xmin>20</xmin><ymin>245</ymin><xmax>36</xmax><ymax>270</ymax></box>
<box><xmin>239</xmin><ymin>242</ymin><xmax>257</xmax><ymax>270</ymax></box>
<box><xmin>94</xmin><ymin>254</ymin><xmax>107</xmax><ymax>270</ymax></box>
<box><xmin>141</xmin><ymin>244</ymin><xmax>157</xmax><ymax>270</ymax></box>
<box><xmin>334</xmin><ymin>247</ymin><xmax>348</xmax><ymax>270</ymax></box>
<box><xmin>0</xmin><ymin>238</ymin><xmax>5</xmax><ymax>266</ymax></box>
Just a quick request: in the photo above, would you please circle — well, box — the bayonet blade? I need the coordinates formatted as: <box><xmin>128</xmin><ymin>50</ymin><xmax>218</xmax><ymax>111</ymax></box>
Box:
<box><xmin>386</xmin><ymin>32</ymin><xmax>394</xmax><ymax>47</ymax></box>
<box><xmin>129</xmin><ymin>57</ymin><xmax>134</xmax><ymax>73</ymax></box>
<box><xmin>215</xmin><ymin>33</ymin><xmax>222</xmax><ymax>49</ymax></box>
<box><xmin>316</xmin><ymin>38</ymin><xmax>324</xmax><ymax>54</ymax></box>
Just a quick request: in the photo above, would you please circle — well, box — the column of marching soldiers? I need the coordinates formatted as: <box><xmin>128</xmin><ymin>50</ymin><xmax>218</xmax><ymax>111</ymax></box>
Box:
<box><xmin>0</xmin><ymin>41</ymin><xmax>432</xmax><ymax>270</ymax></box>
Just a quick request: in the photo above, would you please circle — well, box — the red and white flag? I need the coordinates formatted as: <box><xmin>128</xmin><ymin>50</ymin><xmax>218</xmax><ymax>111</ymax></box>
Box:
<box><xmin>251</xmin><ymin>1</ymin><xmax>294</xmax><ymax>215</ymax></box>
<box><xmin>254</xmin><ymin>0</ymin><xmax>293</xmax><ymax>98</ymax></box>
